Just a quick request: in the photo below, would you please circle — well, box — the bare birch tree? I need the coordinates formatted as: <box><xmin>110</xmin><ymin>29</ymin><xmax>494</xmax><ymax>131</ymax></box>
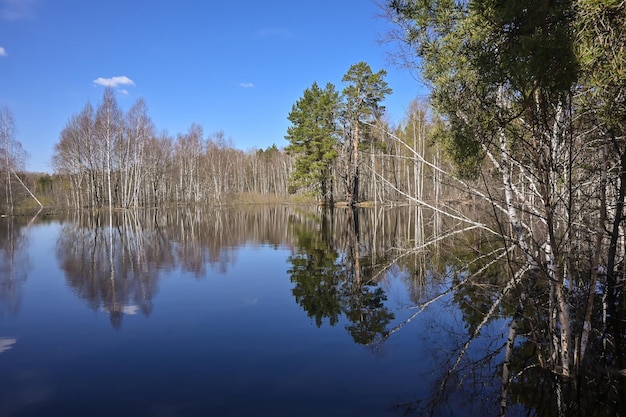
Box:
<box><xmin>0</xmin><ymin>106</ymin><xmax>28</xmax><ymax>215</ymax></box>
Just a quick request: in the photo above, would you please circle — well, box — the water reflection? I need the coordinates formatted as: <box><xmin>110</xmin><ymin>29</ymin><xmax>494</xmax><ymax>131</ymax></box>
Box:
<box><xmin>286</xmin><ymin>206</ymin><xmax>455</xmax><ymax>348</ymax></box>
<box><xmin>56</xmin><ymin>207</ymin><xmax>298</xmax><ymax>328</ymax></box>
<box><xmin>4</xmin><ymin>205</ymin><xmax>621</xmax><ymax>415</ymax></box>
<box><xmin>0</xmin><ymin>217</ymin><xmax>32</xmax><ymax>316</ymax></box>
<box><xmin>392</xmin><ymin>222</ymin><xmax>626</xmax><ymax>417</ymax></box>
<box><xmin>286</xmin><ymin>205</ymin><xmax>626</xmax><ymax>416</ymax></box>
<box><xmin>53</xmin><ymin>206</ymin><xmax>439</xmax><ymax>338</ymax></box>
<box><xmin>288</xmin><ymin>208</ymin><xmax>397</xmax><ymax>346</ymax></box>
<box><xmin>0</xmin><ymin>337</ymin><xmax>16</xmax><ymax>353</ymax></box>
<box><xmin>57</xmin><ymin>211</ymin><xmax>160</xmax><ymax>328</ymax></box>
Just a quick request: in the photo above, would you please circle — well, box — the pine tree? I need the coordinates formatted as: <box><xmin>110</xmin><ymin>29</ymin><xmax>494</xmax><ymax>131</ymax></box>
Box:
<box><xmin>340</xmin><ymin>62</ymin><xmax>391</xmax><ymax>206</ymax></box>
<box><xmin>285</xmin><ymin>82</ymin><xmax>340</xmax><ymax>205</ymax></box>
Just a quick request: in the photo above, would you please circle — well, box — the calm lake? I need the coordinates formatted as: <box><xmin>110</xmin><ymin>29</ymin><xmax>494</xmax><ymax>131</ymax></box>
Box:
<box><xmin>0</xmin><ymin>206</ymin><xmax>531</xmax><ymax>416</ymax></box>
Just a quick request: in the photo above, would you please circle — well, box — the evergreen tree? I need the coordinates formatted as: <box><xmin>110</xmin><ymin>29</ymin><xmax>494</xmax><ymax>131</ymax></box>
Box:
<box><xmin>340</xmin><ymin>62</ymin><xmax>391</xmax><ymax>206</ymax></box>
<box><xmin>285</xmin><ymin>82</ymin><xmax>340</xmax><ymax>205</ymax></box>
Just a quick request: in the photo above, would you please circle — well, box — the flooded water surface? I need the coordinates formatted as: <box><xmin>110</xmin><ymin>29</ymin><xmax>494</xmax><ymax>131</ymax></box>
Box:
<box><xmin>0</xmin><ymin>206</ymin><xmax>622</xmax><ymax>416</ymax></box>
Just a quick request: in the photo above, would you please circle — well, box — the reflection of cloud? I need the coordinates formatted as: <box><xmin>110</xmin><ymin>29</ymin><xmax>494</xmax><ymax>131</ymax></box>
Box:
<box><xmin>93</xmin><ymin>75</ymin><xmax>135</xmax><ymax>88</ymax></box>
<box><xmin>0</xmin><ymin>337</ymin><xmax>16</xmax><ymax>353</ymax></box>
<box><xmin>121</xmin><ymin>305</ymin><xmax>140</xmax><ymax>315</ymax></box>
<box><xmin>243</xmin><ymin>298</ymin><xmax>258</xmax><ymax>306</ymax></box>
<box><xmin>102</xmin><ymin>304</ymin><xmax>140</xmax><ymax>315</ymax></box>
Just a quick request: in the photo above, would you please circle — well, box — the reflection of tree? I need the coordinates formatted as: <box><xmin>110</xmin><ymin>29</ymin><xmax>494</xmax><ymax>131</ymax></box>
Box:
<box><xmin>343</xmin><ymin>284</ymin><xmax>393</xmax><ymax>345</ymax></box>
<box><xmin>289</xmin><ymin>210</ymin><xmax>342</xmax><ymax>326</ymax></box>
<box><xmin>392</xmin><ymin>225</ymin><xmax>626</xmax><ymax>417</ymax></box>
<box><xmin>0</xmin><ymin>217</ymin><xmax>30</xmax><ymax>315</ymax></box>
<box><xmin>161</xmin><ymin>205</ymin><xmax>296</xmax><ymax>277</ymax></box>
<box><xmin>341</xmin><ymin>209</ymin><xmax>395</xmax><ymax>346</ymax></box>
<box><xmin>56</xmin><ymin>206</ymin><xmax>301</xmax><ymax>328</ymax></box>
<box><xmin>57</xmin><ymin>211</ymin><xmax>163</xmax><ymax>329</ymax></box>
<box><xmin>30</xmin><ymin>202</ymin><xmax>626</xmax><ymax>414</ymax></box>
<box><xmin>288</xmin><ymin>208</ymin><xmax>394</xmax><ymax>345</ymax></box>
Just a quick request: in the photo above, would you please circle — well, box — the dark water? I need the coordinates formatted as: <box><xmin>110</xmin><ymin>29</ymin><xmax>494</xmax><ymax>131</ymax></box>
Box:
<box><xmin>0</xmin><ymin>206</ymin><xmax>464</xmax><ymax>417</ymax></box>
<box><xmin>1</xmin><ymin>206</ymin><xmax>619</xmax><ymax>416</ymax></box>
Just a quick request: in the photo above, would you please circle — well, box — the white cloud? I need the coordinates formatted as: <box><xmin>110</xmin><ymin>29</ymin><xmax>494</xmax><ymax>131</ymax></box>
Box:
<box><xmin>118</xmin><ymin>89</ymin><xmax>129</xmax><ymax>95</ymax></box>
<box><xmin>239</xmin><ymin>82</ymin><xmax>255</xmax><ymax>88</ymax></box>
<box><xmin>0</xmin><ymin>47</ymin><xmax>6</xmax><ymax>57</ymax></box>
<box><xmin>0</xmin><ymin>0</ymin><xmax>36</xmax><ymax>20</ymax></box>
<box><xmin>93</xmin><ymin>75</ymin><xmax>136</xmax><ymax>88</ymax></box>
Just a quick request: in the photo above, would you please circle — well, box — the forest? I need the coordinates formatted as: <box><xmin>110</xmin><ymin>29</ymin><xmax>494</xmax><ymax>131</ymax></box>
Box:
<box><xmin>0</xmin><ymin>0</ymin><xmax>625</xmax><ymax>414</ymax></box>
<box><xmin>0</xmin><ymin>79</ymin><xmax>445</xmax><ymax>211</ymax></box>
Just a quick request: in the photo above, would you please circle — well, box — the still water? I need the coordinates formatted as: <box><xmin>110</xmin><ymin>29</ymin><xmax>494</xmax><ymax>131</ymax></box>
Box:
<box><xmin>0</xmin><ymin>206</ymin><xmax>504</xmax><ymax>416</ymax></box>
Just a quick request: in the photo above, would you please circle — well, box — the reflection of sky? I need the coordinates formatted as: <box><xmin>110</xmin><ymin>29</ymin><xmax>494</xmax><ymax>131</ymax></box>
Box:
<box><xmin>24</xmin><ymin>223</ymin><xmax>63</xmax><ymax>296</ymax></box>
<box><xmin>0</xmin><ymin>215</ymin><xmax>481</xmax><ymax>417</ymax></box>
<box><xmin>0</xmin><ymin>337</ymin><xmax>16</xmax><ymax>353</ymax></box>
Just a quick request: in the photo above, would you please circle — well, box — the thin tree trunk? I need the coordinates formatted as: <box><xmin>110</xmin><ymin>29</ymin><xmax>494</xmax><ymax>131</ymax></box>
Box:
<box><xmin>352</xmin><ymin>121</ymin><xmax>360</xmax><ymax>206</ymax></box>
<box><xmin>13</xmin><ymin>172</ymin><xmax>43</xmax><ymax>208</ymax></box>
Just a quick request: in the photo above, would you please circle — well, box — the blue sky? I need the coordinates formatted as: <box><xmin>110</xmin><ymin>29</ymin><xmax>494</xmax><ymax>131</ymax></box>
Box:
<box><xmin>0</xmin><ymin>0</ymin><xmax>425</xmax><ymax>173</ymax></box>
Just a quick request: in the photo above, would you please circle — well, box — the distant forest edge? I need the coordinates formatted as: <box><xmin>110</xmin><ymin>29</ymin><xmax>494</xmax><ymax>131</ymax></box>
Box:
<box><xmin>0</xmin><ymin>61</ymin><xmax>451</xmax><ymax>213</ymax></box>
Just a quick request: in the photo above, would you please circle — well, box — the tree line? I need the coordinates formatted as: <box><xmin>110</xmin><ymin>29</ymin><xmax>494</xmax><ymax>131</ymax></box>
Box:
<box><xmin>49</xmin><ymin>88</ymin><xmax>292</xmax><ymax>209</ymax></box>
